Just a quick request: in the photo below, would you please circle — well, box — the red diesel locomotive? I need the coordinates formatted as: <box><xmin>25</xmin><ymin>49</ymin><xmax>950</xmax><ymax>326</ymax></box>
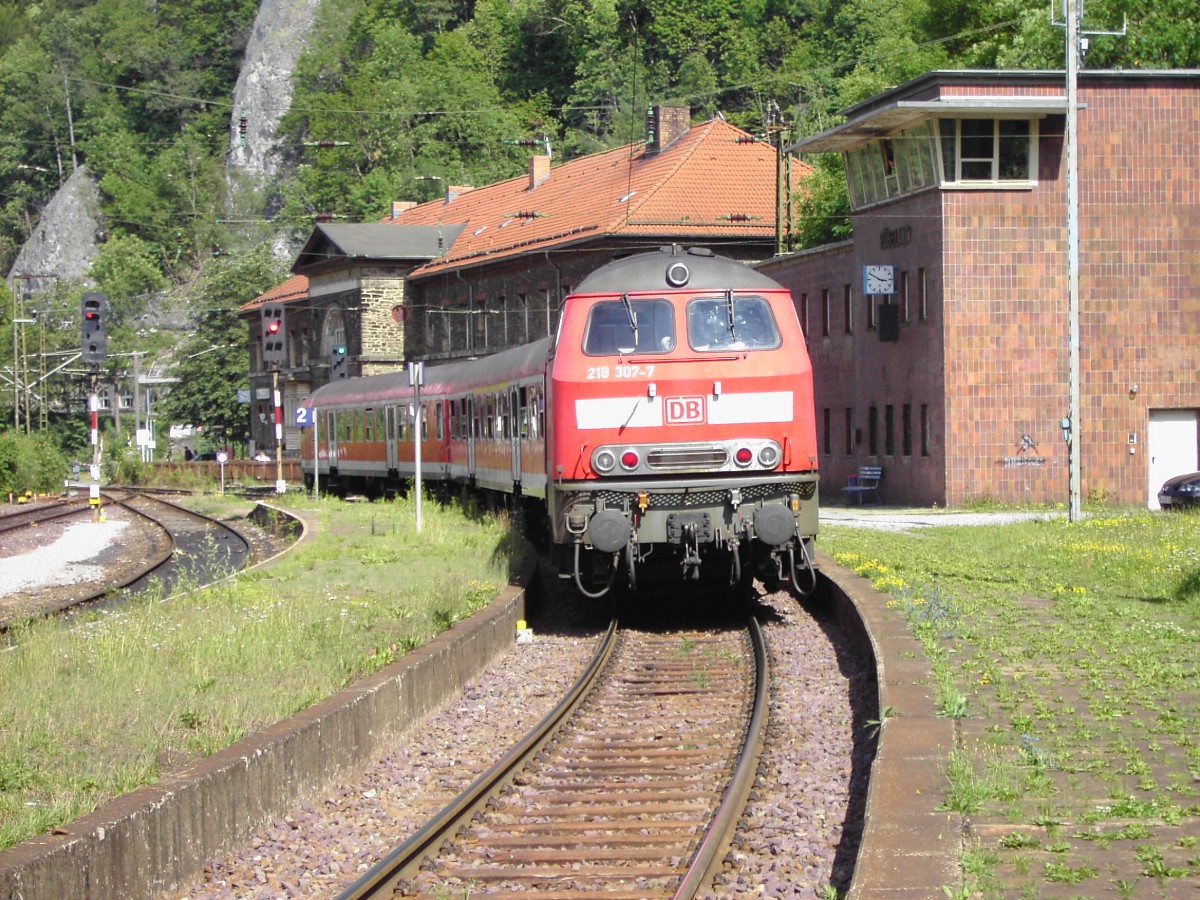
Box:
<box><xmin>300</xmin><ymin>246</ymin><xmax>819</xmax><ymax>597</ymax></box>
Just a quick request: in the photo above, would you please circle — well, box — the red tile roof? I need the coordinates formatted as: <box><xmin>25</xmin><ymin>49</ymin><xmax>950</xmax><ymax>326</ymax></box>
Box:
<box><xmin>244</xmin><ymin>115</ymin><xmax>806</xmax><ymax>308</ymax></box>
<box><xmin>394</xmin><ymin>116</ymin><xmax>807</xmax><ymax>277</ymax></box>
<box><xmin>241</xmin><ymin>273</ymin><xmax>308</xmax><ymax>313</ymax></box>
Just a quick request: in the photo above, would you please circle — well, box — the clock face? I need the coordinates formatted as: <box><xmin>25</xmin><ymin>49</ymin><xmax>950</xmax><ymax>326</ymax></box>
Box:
<box><xmin>864</xmin><ymin>265</ymin><xmax>895</xmax><ymax>295</ymax></box>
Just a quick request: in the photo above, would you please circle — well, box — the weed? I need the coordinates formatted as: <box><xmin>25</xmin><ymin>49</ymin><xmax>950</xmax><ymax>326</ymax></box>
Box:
<box><xmin>1043</xmin><ymin>860</ymin><xmax>1097</xmax><ymax>884</ymax></box>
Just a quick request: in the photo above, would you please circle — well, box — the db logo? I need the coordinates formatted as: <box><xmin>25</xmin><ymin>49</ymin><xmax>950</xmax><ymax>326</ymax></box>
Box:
<box><xmin>665</xmin><ymin>396</ymin><xmax>706</xmax><ymax>424</ymax></box>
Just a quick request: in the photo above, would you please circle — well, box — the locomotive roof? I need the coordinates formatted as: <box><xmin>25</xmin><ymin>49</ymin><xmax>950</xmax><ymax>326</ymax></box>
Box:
<box><xmin>304</xmin><ymin>336</ymin><xmax>554</xmax><ymax>408</ymax></box>
<box><xmin>573</xmin><ymin>247</ymin><xmax>785</xmax><ymax>295</ymax></box>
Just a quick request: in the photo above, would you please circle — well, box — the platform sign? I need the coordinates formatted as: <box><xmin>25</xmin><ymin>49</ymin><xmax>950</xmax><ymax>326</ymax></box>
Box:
<box><xmin>295</xmin><ymin>406</ymin><xmax>313</xmax><ymax>427</ymax></box>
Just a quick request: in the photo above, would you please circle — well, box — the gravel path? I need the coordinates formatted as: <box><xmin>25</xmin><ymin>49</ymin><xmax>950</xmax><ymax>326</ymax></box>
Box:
<box><xmin>0</xmin><ymin>518</ymin><xmax>129</xmax><ymax>595</ymax></box>
<box><xmin>164</xmin><ymin>583</ymin><xmax>873</xmax><ymax>899</ymax></box>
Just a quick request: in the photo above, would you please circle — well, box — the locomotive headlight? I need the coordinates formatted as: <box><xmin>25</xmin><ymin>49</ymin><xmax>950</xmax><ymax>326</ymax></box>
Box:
<box><xmin>758</xmin><ymin>445</ymin><xmax>780</xmax><ymax>468</ymax></box>
<box><xmin>592</xmin><ymin>448</ymin><xmax>617</xmax><ymax>474</ymax></box>
<box><xmin>734</xmin><ymin>447</ymin><xmax>754</xmax><ymax>467</ymax></box>
<box><xmin>620</xmin><ymin>450</ymin><xmax>640</xmax><ymax>470</ymax></box>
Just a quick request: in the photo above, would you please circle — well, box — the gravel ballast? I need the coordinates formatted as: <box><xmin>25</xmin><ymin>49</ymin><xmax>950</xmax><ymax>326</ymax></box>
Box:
<box><xmin>165</xmin><ymin>584</ymin><xmax>873</xmax><ymax>899</ymax></box>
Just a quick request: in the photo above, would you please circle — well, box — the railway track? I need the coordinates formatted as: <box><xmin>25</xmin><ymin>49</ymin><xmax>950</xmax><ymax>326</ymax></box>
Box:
<box><xmin>0</xmin><ymin>490</ymin><xmax>253</xmax><ymax>630</ymax></box>
<box><xmin>0</xmin><ymin>497</ymin><xmax>87</xmax><ymax>536</ymax></box>
<box><xmin>98</xmin><ymin>489</ymin><xmax>252</xmax><ymax>599</ymax></box>
<box><xmin>341</xmin><ymin>616</ymin><xmax>768</xmax><ymax>900</ymax></box>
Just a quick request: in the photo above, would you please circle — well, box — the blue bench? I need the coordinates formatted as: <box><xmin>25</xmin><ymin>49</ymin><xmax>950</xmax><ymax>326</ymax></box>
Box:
<box><xmin>841</xmin><ymin>465</ymin><xmax>883</xmax><ymax>505</ymax></box>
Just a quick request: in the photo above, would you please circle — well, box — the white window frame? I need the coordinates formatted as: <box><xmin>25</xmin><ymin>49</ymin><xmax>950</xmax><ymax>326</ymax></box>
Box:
<box><xmin>937</xmin><ymin>117</ymin><xmax>1038</xmax><ymax>187</ymax></box>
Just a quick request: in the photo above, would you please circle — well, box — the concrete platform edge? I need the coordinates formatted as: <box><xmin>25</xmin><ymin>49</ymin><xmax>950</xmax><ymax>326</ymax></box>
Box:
<box><xmin>815</xmin><ymin>549</ymin><xmax>964</xmax><ymax>899</ymax></box>
<box><xmin>0</xmin><ymin>544</ymin><xmax>535</xmax><ymax>900</ymax></box>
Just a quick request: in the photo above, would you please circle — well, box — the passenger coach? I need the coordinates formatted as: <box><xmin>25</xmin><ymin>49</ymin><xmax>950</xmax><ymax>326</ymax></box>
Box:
<box><xmin>301</xmin><ymin>246</ymin><xmax>820</xmax><ymax>598</ymax></box>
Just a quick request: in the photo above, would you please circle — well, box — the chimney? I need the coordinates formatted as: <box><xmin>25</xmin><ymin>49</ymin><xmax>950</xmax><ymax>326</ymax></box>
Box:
<box><xmin>646</xmin><ymin>105</ymin><xmax>691</xmax><ymax>153</ymax></box>
<box><xmin>391</xmin><ymin>201</ymin><xmax>416</xmax><ymax>220</ymax></box>
<box><xmin>446</xmin><ymin>185</ymin><xmax>473</xmax><ymax>203</ymax></box>
<box><xmin>528</xmin><ymin>156</ymin><xmax>550</xmax><ymax>190</ymax></box>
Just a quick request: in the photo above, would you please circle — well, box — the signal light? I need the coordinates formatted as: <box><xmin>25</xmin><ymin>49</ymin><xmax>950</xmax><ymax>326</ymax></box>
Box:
<box><xmin>331</xmin><ymin>345</ymin><xmax>348</xmax><ymax>380</ymax></box>
<box><xmin>261</xmin><ymin>303</ymin><xmax>286</xmax><ymax>363</ymax></box>
<box><xmin>80</xmin><ymin>292</ymin><xmax>108</xmax><ymax>365</ymax></box>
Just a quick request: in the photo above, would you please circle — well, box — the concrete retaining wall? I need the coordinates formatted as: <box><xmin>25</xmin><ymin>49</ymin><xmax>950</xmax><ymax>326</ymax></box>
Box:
<box><xmin>815</xmin><ymin>549</ymin><xmax>962</xmax><ymax>898</ymax></box>
<box><xmin>0</xmin><ymin>558</ymin><xmax>534</xmax><ymax>899</ymax></box>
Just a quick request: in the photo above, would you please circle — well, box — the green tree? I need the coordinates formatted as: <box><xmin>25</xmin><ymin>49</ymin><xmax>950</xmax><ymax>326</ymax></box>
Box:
<box><xmin>160</xmin><ymin>248</ymin><xmax>285</xmax><ymax>445</ymax></box>
<box><xmin>87</xmin><ymin>233</ymin><xmax>167</xmax><ymax>323</ymax></box>
<box><xmin>792</xmin><ymin>152</ymin><xmax>851</xmax><ymax>250</ymax></box>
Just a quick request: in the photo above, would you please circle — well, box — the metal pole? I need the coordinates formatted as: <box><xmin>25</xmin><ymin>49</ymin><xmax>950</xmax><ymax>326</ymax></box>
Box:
<box><xmin>313</xmin><ymin>410</ymin><xmax>320</xmax><ymax>497</ymax></box>
<box><xmin>273</xmin><ymin>369</ymin><xmax>285</xmax><ymax>494</ymax></box>
<box><xmin>414</xmin><ymin>384</ymin><xmax>423</xmax><ymax>533</ymax></box>
<box><xmin>1066</xmin><ymin>0</ymin><xmax>1083</xmax><ymax>522</ymax></box>
<box><xmin>90</xmin><ymin>373</ymin><xmax>100</xmax><ymax>521</ymax></box>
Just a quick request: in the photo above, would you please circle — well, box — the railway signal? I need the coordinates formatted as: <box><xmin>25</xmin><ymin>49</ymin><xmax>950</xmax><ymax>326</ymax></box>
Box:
<box><xmin>261</xmin><ymin>303</ymin><xmax>286</xmax><ymax>363</ymax></box>
<box><xmin>330</xmin><ymin>344</ymin><xmax>348</xmax><ymax>380</ymax></box>
<box><xmin>80</xmin><ymin>292</ymin><xmax>108</xmax><ymax>365</ymax></box>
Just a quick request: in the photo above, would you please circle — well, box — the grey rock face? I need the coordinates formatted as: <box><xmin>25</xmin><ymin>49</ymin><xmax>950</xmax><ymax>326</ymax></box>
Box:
<box><xmin>228</xmin><ymin>0</ymin><xmax>324</xmax><ymax>183</ymax></box>
<box><xmin>5</xmin><ymin>166</ymin><xmax>101</xmax><ymax>294</ymax></box>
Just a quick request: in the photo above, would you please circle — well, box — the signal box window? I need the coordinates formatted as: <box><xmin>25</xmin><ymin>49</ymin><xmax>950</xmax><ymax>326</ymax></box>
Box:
<box><xmin>583</xmin><ymin>298</ymin><xmax>676</xmax><ymax>355</ymax></box>
<box><xmin>687</xmin><ymin>296</ymin><xmax>780</xmax><ymax>352</ymax></box>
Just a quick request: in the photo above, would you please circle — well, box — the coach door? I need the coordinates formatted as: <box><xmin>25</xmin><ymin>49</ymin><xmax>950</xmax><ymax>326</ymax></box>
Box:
<box><xmin>510</xmin><ymin>386</ymin><xmax>522</xmax><ymax>484</ymax></box>
<box><xmin>466</xmin><ymin>395</ymin><xmax>476</xmax><ymax>478</ymax></box>
<box><xmin>325</xmin><ymin>411</ymin><xmax>338</xmax><ymax>467</ymax></box>
<box><xmin>385</xmin><ymin>406</ymin><xmax>398</xmax><ymax>471</ymax></box>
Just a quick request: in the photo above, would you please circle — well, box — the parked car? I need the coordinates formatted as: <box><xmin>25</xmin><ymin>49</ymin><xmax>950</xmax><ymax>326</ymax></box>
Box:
<box><xmin>1158</xmin><ymin>471</ymin><xmax>1200</xmax><ymax>509</ymax></box>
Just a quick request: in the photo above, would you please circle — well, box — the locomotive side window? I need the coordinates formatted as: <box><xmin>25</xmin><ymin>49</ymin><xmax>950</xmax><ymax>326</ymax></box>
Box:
<box><xmin>687</xmin><ymin>296</ymin><xmax>781</xmax><ymax>351</ymax></box>
<box><xmin>583</xmin><ymin>298</ymin><xmax>675</xmax><ymax>355</ymax></box>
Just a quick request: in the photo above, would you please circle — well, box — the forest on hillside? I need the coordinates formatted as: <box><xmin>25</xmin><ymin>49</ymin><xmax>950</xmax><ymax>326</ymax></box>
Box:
<box><xmin>3</xmin><ymin>0</ymin><xmax>1197</xmax><ymax>286</ymax></box>
<box><xmin>0</xmin><ymin>0</ymin><xmax>1195</xmax><ymax>474</ymax></box>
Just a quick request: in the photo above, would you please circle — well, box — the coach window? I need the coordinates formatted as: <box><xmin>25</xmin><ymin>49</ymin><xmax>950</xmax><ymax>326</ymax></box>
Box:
<box><xmin>433</xmin><ymin>402</ymin><xmax>443</xmax><ymax>441</ymax></box>
<box><xmin>584</xmin><ymin>298</ymin><xmax>675</xmax><ymax>355</ymax></box>
<box><xmin>687</xmin><ymin>296</ymin><xmax>780</xmax><ymax>351</ymax></box>
<box><xmin>500</xmin><ymin>392</ymin><xmax>510</xmax><ymax>440</ymax></box>
<box><xmin>364</xmin><ymin>408</ymin><xmax>374</xmax><ymax>442</ymax></box>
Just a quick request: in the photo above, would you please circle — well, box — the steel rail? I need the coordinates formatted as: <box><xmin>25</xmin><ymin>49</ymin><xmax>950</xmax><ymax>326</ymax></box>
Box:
<box><xmin>336</xmin><ymin>618</ymin><xmax>621</xmax><ymax>900</ymax></box>
<box><xmin>672</xmin><ymin>614</ymin><xmax>770</xmax><ymax>898</ymax></box>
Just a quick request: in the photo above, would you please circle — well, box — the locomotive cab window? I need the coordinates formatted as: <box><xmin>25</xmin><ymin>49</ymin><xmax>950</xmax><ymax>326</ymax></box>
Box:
<box><xmin>583</xmin><ymin>298</ymin><xmax>676</xmax><ymax>355</ymax></box>
<box><xmin>687</xmin><ymin>295</ymin><xmax>781</xmax><ymax>351</ymax></box>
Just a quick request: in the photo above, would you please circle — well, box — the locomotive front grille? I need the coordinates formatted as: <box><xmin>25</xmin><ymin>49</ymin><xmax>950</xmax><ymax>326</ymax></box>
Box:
<box><xmin>645</xmin><ymin>447</ymin><xmax>728</xmax><ymax>470</ymax></box>
<box><xmin>591</xmin><ymin>483</ymin><xmax>794</xmax><ymax>509</ymax></box>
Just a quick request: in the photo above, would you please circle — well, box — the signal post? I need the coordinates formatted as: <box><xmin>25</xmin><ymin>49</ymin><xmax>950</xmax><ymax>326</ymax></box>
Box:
<box><xmin>81</xmin><ymin>293</ymin><xmax>108</xmax><ymax>520</ymax></box>
<box><xmin>260</xmin><ymin>303</ymin><xmax>287</xmax><ymax>494</ymax></box>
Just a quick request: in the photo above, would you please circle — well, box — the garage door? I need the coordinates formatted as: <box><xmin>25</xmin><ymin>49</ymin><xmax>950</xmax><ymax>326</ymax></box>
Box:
<box><xmin>1147</xmin><ymin>409</ymin><xmax>1198</xmax><ymax>509</ymax></box>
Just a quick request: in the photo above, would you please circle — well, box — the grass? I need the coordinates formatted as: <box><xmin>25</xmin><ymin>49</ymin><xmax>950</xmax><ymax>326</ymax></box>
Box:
<box><xmin>820</xmin><ymin>507</ymin><xmax>1200</xmax><ymax>897</ymax></box>
<box><xmin>0</xmin><ymin>491</ymin><xmax>521</xmax><ymax>850</ymax></box>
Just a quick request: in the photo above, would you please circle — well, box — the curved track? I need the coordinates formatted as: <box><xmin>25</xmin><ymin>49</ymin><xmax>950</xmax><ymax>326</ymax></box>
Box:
<box><xmin>340</xmin><ymin>617</ymin><xmax>768</xmax><ymax>900</ymax></box>
<box><xmin>0</xmin><ymin>497</ymin><xmax>88</xmax><ymax>536</ymax></box>
<box><xmin>98</xmin><ymin>490</ymin><xmax>252</xmax><ymax>599</ymax></box>
<box><xmin>0</xmin><ymin>490</ymin><xmax>252</xmax><ymax>631</ymax></box>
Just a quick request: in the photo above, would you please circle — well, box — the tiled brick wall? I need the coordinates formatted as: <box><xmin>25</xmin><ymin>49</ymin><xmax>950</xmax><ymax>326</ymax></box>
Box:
<box><xmin>770</xmin><ymin>75</ymin><xmax>1200</xmax><ymax>507</ymax></box>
